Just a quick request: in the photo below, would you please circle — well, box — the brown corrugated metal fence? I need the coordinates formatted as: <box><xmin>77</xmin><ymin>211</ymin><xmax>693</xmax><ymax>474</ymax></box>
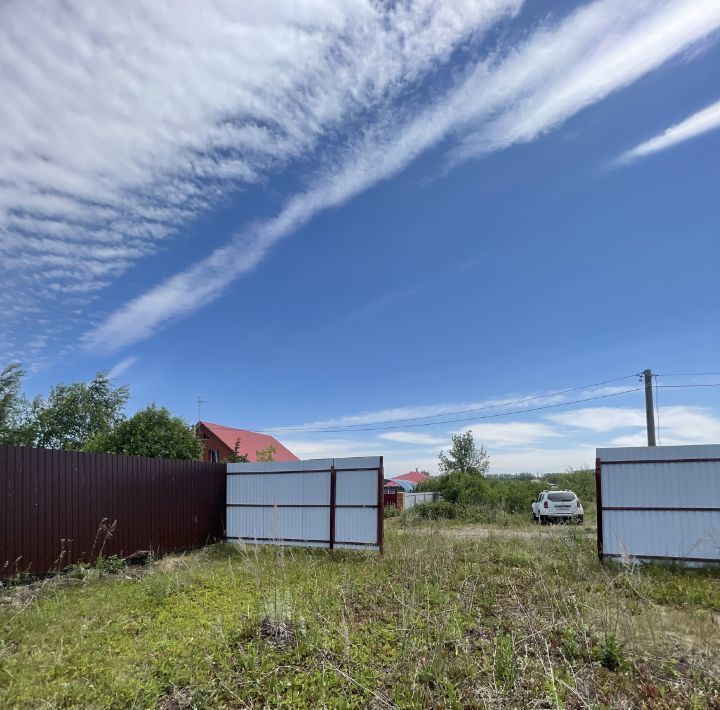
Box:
<box><xmin>1</xmin><ymin>445</ymin><xmax>227</xmax><ymax>579</ymax></box>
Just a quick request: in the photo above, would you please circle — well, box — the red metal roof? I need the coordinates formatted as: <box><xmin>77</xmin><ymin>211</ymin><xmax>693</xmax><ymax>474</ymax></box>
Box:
<box><xmin>198</xmin><ymin>421</ymin><xmax>299</xmax><ymax>462</ymax></box>
<box><xmin>384</xmin><ymin>479</ymin><xmax>402</xmax><ymax>488</ymax></box>
<box><xmin>393</xmin><ymin>470</ymin><xmax>431</xmax><ymax>484</ymax></box>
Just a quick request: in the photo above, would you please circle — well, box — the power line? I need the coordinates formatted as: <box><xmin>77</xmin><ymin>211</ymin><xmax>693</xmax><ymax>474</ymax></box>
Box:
<box><xmin>657</xmin><ymin>383</ymin><xmax>720</xmax><ymax>389</ymax></box>
<box><xmin>655</xmin><ymin>372</ymin><xmax>720</xmax><ymax>377</ymax></box>
<box><xmin>251</xmin><ymin>373</ymin><xmax>640</xmax><ymax>433</ymax></box>
<box><xmin>202</xmin><ymin>377</ymin><xmax>719</xmax><ymax>437</ymax></box>
<box><xmin>260</xmin><ymin>386</ymin><xmax>645</xmax><ymax>434</ymax></box>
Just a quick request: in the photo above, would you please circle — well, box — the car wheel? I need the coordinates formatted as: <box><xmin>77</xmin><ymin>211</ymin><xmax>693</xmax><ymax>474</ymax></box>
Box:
<box><xmin>540</xmin><ymin>515</ymin><xmax>547</xmax><ymax>525</ymax></box>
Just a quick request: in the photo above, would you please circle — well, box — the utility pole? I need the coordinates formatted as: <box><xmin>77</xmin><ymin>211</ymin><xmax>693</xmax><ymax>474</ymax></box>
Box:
<box><xmin>643</xmin><ymin>369</ymin><xmax>656</xmax><ymax>446</ymax></box>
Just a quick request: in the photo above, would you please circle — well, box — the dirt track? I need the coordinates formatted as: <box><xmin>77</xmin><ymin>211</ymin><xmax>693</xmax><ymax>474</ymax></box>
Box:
<box><xmin>397</xmin><ymin>522</ymin><xmax>596</xmax><ymax>542</ymax></box>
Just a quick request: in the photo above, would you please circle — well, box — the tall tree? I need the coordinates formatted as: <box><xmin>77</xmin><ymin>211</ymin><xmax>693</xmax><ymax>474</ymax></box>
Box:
<box><xmin>438</xmin><ymin>431</ymin><xmax>489</xmax><ymax>476</ymax></box>
<box><xmin>86</xmin><ymin>404</ymin><xmax>203</xmax><ymax>460</ymax></box>
<box><xmin>0</xmin><ymin>362</ymin><xmax>30</xmax><ymax>445</ymax></box>
<box><xmin>32</xmin><ymin>371</ymin><xmax>129</xmax><ymax>450</ymax></box>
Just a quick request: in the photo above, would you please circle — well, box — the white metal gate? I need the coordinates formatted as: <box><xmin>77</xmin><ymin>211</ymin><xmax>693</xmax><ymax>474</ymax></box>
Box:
<box><xmin>226</xmin><ymin>456</ymin><xmax>383</xmax><ymax>551</ymax></box>
<box><xmin>596</xmin><ymin>444</ymin><xmax>720</xmax><ymax>563</ymax></box>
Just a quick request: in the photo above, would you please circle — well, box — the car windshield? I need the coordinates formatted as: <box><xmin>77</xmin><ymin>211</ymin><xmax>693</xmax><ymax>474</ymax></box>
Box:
<box><xmin>548</xmin><ymin>492</ymin><xmax>575</xmax><ymax>502</ymax></box>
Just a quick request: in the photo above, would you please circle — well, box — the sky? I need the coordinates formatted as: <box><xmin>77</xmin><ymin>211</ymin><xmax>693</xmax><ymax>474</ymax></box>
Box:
<box><xmin>1</xmin><ymin>0</ymin><xmax>719</xmax><ymax>476</ymax></box>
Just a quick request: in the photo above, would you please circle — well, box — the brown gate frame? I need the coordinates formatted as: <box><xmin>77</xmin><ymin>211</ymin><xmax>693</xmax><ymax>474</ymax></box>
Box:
<box><xmin>595</xmin><ymin>455</ymin><xmax>720</xmax><ymax>563</ymax></box>
<box><xmin>227</xmin><ymin>456</ymin><xmax>384</xmax><ymax>553</ymax></box>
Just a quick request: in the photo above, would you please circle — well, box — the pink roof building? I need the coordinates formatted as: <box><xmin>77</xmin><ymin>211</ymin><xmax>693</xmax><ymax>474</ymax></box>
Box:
<box><xmin>196</xmin><ymin>421</ymin><xmax>298</xmax><ymax>463</ymax></box>
<box><xmin>393</xmin><ymin>470</ymin><xmax>431</xmax><ymax>485</ymax></box>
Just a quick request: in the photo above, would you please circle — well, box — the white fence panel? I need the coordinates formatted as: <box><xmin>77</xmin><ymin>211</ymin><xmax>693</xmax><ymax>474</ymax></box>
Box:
<box><xmin>227</xmin><ymin>456</ymin><xmax>383</xmax><ymax>551</ymax></box>
<box><xmin>596</xmin><ymin>444</ymin><xmax>720</xmax><ymax>564</ymax></box>
<box><xmin>403</xmin><ymin>492</ymin><xmax>438</xmax><ymax>509</ymax></box>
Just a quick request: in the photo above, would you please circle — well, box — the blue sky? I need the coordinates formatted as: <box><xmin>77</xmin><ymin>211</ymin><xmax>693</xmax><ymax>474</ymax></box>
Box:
<box><xmin>1</xmin><ymin>0</ymin><xmax>719</xmax><ymax>475</ymax></box>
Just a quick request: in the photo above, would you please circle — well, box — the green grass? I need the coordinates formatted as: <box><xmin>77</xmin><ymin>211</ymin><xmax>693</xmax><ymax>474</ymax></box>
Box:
<box><xmin>1</xmin><ymin>527</ymin><xmax>719</xmax><ymax>708</ymax></box>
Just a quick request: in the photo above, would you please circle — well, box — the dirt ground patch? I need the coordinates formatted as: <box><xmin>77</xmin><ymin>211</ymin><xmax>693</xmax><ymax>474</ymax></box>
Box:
<box><xmin>398</xmin><ymin>521</ymin><xmax>596</xmax><ymax>542</ymax></box>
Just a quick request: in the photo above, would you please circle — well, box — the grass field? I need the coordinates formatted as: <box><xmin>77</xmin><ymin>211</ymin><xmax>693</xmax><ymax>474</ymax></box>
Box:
<box><xmin>1</xmin><ymin>522</ymin><xmax>719</xmax><ymax>708</ymax></box>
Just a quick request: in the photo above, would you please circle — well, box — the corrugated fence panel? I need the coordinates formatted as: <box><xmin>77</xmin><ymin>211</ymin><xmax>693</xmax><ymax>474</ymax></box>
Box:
<box><xmin>603</xmin><ymin>510</ymin><xmax>720</xmax><ymax>559</ymax></box>
<box><xmin>597</xmin><ymin>444</ymin><xmax>720</xmax><ymax>563</ymax></box>
<box><xmin>0</xmin><ymin>445</ymin><xmax>226</xmax><ymax>579</ymax></box>
<box><xmin>403</xmin><ymin>492</ymin><xmax>438</xmax><ymax>509</ymax></box>
<box><xmin>227</xmin><ymin>456</ymin><xmax>383</xmax><ymax>550</ymax></box>
<box><xmin>603</xmin><ymin>461</ymin><xmax>720</xmax><ymax>508</ymax></box>
<box><xmin>335</xmin><ymin>508</ymin><xmax>377</xmax><ymax>546</ymax></box>
<box><xmin>336</xmin><ymin>469</ymin><xmax>377</xmax><ymax>506</ymax></box>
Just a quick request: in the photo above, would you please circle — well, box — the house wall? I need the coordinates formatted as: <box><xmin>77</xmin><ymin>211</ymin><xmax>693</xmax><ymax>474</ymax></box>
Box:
<box><xmin>198</xmin><ymin>426</ymin><xmax>233</xmax><ymax>463</ymax></box>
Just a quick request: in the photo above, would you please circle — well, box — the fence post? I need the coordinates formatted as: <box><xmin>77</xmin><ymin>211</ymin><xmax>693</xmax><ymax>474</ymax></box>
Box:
<box><xmin>595</xmin><ymin>457</ymin><xmax>603</xmax><ymax>562</ymax></box>
<box><xmin>329</xmin><ymin>464</ymin><xmax>336</xmax><ymax>550</ymax></box>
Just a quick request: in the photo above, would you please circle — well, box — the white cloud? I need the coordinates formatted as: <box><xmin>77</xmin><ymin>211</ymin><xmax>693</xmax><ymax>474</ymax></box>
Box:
<box><xmin>547</xmin><ymin>406</ymin><xmax>645</xmax><ymax>432</ymax></box>
<box><xmin>461</xmin><ymin>421</ymin><xmax>563</xmax><ymax>447</ymax></box>
<box><xmin>653</xmin><ymin>405</ymin><xmax>720</xmax><ymax>443</ymax></box>
<box><xmin>5</xmin><ymin>1</ymin><xmax>720</xmax><ymax>361</ymax></box>
<box><xmin>106</xmin><ymin>355</ymin><xmax>138</xmax><ymax>381</ymax></box>
<box><xmin>1</xmin><ymin>0</ymin><xmax>522</xmax><ymax>361</ymax></box>
<box><xmin>279</xmin><ymin>436</ymin><xmax>438</xmax><ymax>462</ymax></box>
<box><xmin>549</xmin><ymin>405</ymin><xmax>720</xmax><ymax>445</ymax></box>
<box><xmin>615</xmin><ymin>98</ymin><xmax>720</xmax><ymax>165</ymax></box>
<box><xmin>378</xmin><ymin>432</ymin><xmax>447</xmax><ymax>445</ymax></box>
<box><xmin>83</xmin><ymin>0</ymin><xmax>720</xmax><ymax>353</ymax></box>
<box><xmin>451</xmin><ymin>0</ymin><xmax>720</xmax><ymax>162</ymax></box>
<box><xmin>250</xmin><ymin>382</ymin><xmax>629</xmax><ymax>433</ymax></box>
<box><xmin>489</xmin><ymin>447</ymin><xmax>596</xmax><ymax>475</ymax></box>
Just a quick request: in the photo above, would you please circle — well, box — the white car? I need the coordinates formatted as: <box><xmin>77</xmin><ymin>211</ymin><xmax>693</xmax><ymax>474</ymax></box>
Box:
<box><xmin>532</xmin><ymin>490</ymin><xmax>584</xmax><ymax>524</ymax></box>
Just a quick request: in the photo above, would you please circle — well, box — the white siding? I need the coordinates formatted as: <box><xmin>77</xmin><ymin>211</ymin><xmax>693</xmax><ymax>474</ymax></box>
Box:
<box><xmin>598</xmin><ymin>444</ymin><xmax>720</xmax><ymax>563</ymax></box>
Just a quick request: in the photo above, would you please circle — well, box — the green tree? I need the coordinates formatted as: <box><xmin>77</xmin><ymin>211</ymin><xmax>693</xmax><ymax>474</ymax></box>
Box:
<box><xmin>224</xmin><ymin>437</ymin><xmax>249</xmax><ymax>463</ymax></box>
<box><xmin>32</xmin><ymin>371</ymin><xmax>129</xmax><ymax>450</ymax></box>
<box><xmin>86</xmin><ymin>404</ymin><xmax>203</xmax><ymax>460</ymax></box>
<box><xmin>255</xmin><ymin>444</ymin><xmax>276</xmax><ymax>462</ymax></box>
<box><xmin>438</xmin><ymin>430</ymin><xmax>489</xmax><ymax>476</ymax></box>
<box><xmin>0</xmin><ymin>362</ymin><xmax>32</xmax><ymax>445</ymax></box>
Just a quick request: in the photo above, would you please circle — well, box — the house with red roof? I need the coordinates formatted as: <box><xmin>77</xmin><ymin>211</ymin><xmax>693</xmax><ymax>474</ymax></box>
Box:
<box><xmin>196</xmin><ymin>421</ymin><xmax>299</xmax><ymax>463</ymax></box>
<box><xmin>393</xmin><ymin>469</ymin><xmax>431</xmax><ymax>487</ymax></box>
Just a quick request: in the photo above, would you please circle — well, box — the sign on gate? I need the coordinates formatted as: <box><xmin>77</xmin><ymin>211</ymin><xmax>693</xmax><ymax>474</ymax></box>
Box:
<box><xmin>226</xmin><ymin>456</ymin><xmax>384</xmax><ymax>551</ymax></box>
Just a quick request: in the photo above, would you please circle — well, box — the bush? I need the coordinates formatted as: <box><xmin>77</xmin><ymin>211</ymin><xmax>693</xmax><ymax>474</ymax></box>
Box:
<box><xmin>412</xmin><ymin>501</ymin><xmax>457</xmax><ymax>520</ymax></box>
<box><xmin>543</xmin><ymin>468</ymin><xmax>595</xmax><ymax>504</ymax></box>
<box><xmin>384</xmin><ymin>506</ymin><xmax>399</xmax><ymax>518</ymax></box>
<box><xmin>419</xmin><ymin>471</ymin><xmax>544</xmax><ymax>514</ymax></box>
<box><xmin>597</xmin><ymin>633</ymin><xmax>625</xmax><ymax>671</ymax></box>
<box><xmin>419</xmin><ymin>468</ymin><xmax>595</xmax><ymax>517</ymax></box>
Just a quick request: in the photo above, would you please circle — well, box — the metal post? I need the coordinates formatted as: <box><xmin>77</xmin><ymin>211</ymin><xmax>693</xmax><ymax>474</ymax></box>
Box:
<box><xmin>595</xmin><ymin>457</ymin><xmax>603</xmax><ymax>562</ymax></box>
<box><xmin>377</xmin><ymin>456</ymin><xmax>384</xmax><ymax>554</ymax></box>
<box><xmin>329</xmin><ymin>465</ymin><xmax>336</xmax><ymax>550</ymax></box>
<box><xmin>643</xmin><ymin>369</ymin><xmax>656</xmax><ymax>446</ymax></box>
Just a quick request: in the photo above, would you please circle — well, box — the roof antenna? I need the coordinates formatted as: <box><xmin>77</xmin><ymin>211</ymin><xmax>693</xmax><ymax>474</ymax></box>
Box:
<box><xmin>196</xmin><ymin>396</ymin><xmax>209</xmax><ymax>422</ymax></box>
